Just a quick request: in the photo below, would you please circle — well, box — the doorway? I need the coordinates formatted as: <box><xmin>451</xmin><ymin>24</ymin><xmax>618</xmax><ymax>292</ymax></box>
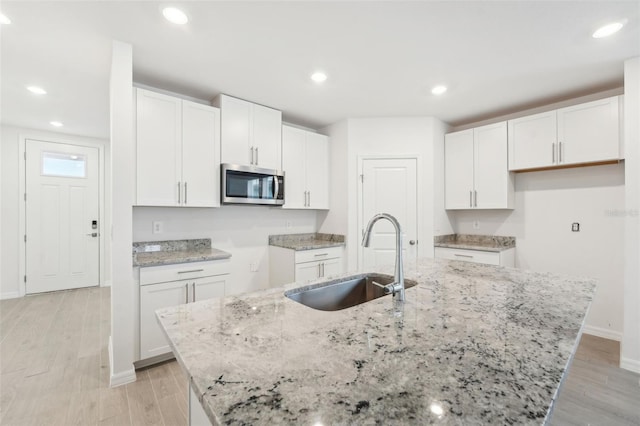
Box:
<box><xmin>359</xmin><ymin>157</ymin><xmax>418</xmax><ymax>269</ymax></box>
<box><xmin>24</xmin><ymin>139</ymin><xmax>101</xmax><ymax>294</ymax></box>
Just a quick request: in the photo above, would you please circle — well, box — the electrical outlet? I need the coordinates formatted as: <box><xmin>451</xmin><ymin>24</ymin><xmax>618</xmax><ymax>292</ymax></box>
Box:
<box><xmin>473</xmin><ymin>220</ymin><xmax>480</xmax><ymax>230</ymax></box>
<box><xmin>249</xmin><ymin>262</ymin><xmax>258</xmax><ymax>272</ymax></box>
<box><xmin>152</xmin><ymin>221</ymin><xmax>163</xmax><ymax>234</ymax></box>
<box><xmin>572</xmin><ymin>222</ymin><xmax>580</xmax><ymax>232</ymax></box>
<box><xmin>285</xmin><ymin>221</ymin><xmax>292</xmax><ymax>229</ymax></box>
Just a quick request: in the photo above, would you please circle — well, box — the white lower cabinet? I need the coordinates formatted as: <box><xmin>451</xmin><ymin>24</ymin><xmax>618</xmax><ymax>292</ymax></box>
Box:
<box><xmin>269</xmin><ymin>246</ymin><xmax>344</xmax><ymax>286</ymax></box>
<box><xmin>189</xmin><ymin>385</ymin><xmax>211</xmax><ymax>426</ymax></box>
<box><xmin>139</xmin><ymin>260</ymin><xmax>230</xmax><ymax>362</ymax></box>
<box><xmin>434</xmin><ymin>247</ymin><xmax>515</xmax><ymax>267</ymax></box>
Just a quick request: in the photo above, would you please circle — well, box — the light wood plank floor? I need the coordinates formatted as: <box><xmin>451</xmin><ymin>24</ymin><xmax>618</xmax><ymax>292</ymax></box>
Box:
<box><xmin>1</xmin><ymin>287</ymin><xmax>638</xmax><ymax>425</ymax></box>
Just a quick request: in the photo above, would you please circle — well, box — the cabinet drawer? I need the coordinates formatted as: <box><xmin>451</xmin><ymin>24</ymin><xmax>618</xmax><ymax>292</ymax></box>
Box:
<box><xmin>140</xmin><ymin>259</ymin><xmax>230</xmax><ymax>285</ymax></box>
<box><xmin>434</xmin><ymin>247</ymin><xmax>500</xmax><ymax>266</ymax></box>
<box><xmin>294</xmin><ymin>246</ymin><xmax>343</xmax><ymax>264</ymax></box>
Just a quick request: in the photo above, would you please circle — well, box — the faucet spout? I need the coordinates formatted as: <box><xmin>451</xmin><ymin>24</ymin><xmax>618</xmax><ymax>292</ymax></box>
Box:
<box><xmin>361</xmin><ymin>213</ymin><xmax>405</xmax><ymax>302</ymax></box>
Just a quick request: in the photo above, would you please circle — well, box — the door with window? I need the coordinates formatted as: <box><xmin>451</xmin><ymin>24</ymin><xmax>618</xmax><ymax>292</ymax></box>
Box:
<box><xmin>360</xmin><ymin>158</ymin><xmax>418</xmax><ymax>269</ymax></box>
<box><xmin>25</xmin><ymin>139</ymin><xmax>100</xmax><ymax>293</ymax></box>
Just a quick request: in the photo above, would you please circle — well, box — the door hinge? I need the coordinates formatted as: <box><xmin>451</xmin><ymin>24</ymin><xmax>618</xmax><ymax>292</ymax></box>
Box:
<box><xmin>360</xmin><ymin>174</ymin><xmax>364</xmax><ymax>183</ymax></box>
<box><xmin>24</xmin><ymin>193</ymin><xmax>27</xmax><ymax>201</ymax></box>
<box><xmin>24</xmin><ymin>152</ymin><xmax>26</xmax><ymax>160</ymax></box>
<box><xmin>24</xmin><ymin>275</ymin><xmax>26</xmax><ymax>283</ymax></box>
<box><xmin>24</xmin><ymin>235</ymin><xmax>27</xmax><ymax>242</ymax></box>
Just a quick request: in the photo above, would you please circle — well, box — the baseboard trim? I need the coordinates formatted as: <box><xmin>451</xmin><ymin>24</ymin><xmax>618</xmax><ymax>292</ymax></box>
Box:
<box><xmin>620</xmin><ymin>357</ymin><xmax>640</xmax><ymax>374</ymax></box>
<box><xmin>0</xmin><ymin>291</ymin><xmax>21</xmax><ymax>300</ymax></box>
<box><xmin>109</xmin><ymin>336</ymin><xmax>137</xmax><ymax>387</ymax></box>
<box><xmin>582</xmin><ymin>326</ymin><xmax>622</xmax><ymax>342</ymax></box>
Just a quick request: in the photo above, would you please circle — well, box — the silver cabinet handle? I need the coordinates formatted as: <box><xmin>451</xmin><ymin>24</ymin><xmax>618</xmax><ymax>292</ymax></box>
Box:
<box><xmin>255</xmin><ymin>147</ymin><xmax>259</xmax><ymax>165</ymax></box>
<box><xmin>185</xmin><ymin>283</ymin><xmax>189</xmax><ymax>304</ymax></box>
<box><xmin>177</xmin><ymin>269</ymin><xmax>205</xmax><ymax>274</ymax></box>
<box><xmin>454</xmin><ymin>254</ymin><xmax>474</xmax><ymax>258</ymax></box>
<box><xmin>314</xmin><ymin>253</ymin><xmax>328</xmax><ymax>257</ymax></box>
<box><xmin>321</xmin><ymin>263</ymin><xmax>325</xmax><ymax>277</ymax></box>
<box><xmin>559</xmin><ymin>141</ymin><xmax>563</xmax><ymax>163</ymax></box>
<box><xmin>178</xmin><ymin>182</ymin><xmax>181</xmax><ymax>204</ymax></box>
<box><xmin>409</xmin><ymin>240</ymin><xmax>416</xmax><ymax>245</ymax></box>
<box><xmin>192</xmin><ymin>282</ymin><xmax>196</xmax><ymax>303</ymax></box>
<box><xmin>250</xmin><ymin>147</ymin><xmax>254</xmax><ymax>165</ymax></box>
<box><xmin>552</xmin><ymin>143</ymin><xmax>556</xmax><ymax>164</ymax></box>
<box><xmin>469</xmin><ymin>191</ymin><xmax>473</xmax><ymax>208</ymax></box>
<box><xmin>317</xmin><ymin>263</ymin><xmax>321</xmax><ymax>278</ymax></box>
<box><xmin>474</xmin><ymin>190</ymin><xmax>478</xmax><ymax>207</ymax></box>
<box><xmin>305</xmin><ymin>191</ymin><xmax>309</xmax><ymax>207</ymax></box>
<box><xmin>308</xmin><ymin>191</ymin><xmax>311</xmax><ymax>207</ymax></box>
<box><xmin>184</xmin><ymin>182</ymin><xmax>188</xmax><ymax>205</ymax></box>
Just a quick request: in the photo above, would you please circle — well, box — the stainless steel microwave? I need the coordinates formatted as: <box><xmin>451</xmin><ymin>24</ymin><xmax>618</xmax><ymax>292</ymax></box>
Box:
<box><xmin>221</xmin><ymin>163</ymin><xmax>285</xmax><ymax>205</ymax></box>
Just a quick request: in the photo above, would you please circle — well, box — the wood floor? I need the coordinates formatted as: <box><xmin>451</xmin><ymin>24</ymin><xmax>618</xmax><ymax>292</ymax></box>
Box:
<box><xmin>1</xmin><ymin>287</ymin><xmax>639</xmax><ymax>426</ymax></box>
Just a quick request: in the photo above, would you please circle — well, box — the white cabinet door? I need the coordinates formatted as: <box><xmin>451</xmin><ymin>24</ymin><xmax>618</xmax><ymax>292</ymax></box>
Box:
<box><xmin>136</xmin><ymin>89</ymin><xmax>181</xmax><ymax>206</ymax></box>
<box><xmin>474</xmin><ymin>122</ymin><xmax>511</xmax><ymax>209</ymax></box>
<box><xmin>508</xmin><ymin>110</ymin><xmax>557</xmax><ymax>171</ymax></box>
<box><xmin>557</xmin><ymin>96</ymin><xmax>620</xmax><ymax>165</ymax></box>
<box><xmin>252</xmin><ymin>104</ymin><xmax>282</xmax><ymax>170</ymax></box>
<box><xmin>192</xmin><ymin>275</ymin><xmax>226</xmax><ymax>302</ymax></box>
<box><xmin>219</xmin><ymin>95</ymin><xmax>252</xmax><ymax>165</ymax></box>
<box><xmin>182</xmin><ymin>101</ymin><xmax>220</xmax><ymax>207</ymax></box>
<box><xmin>321</xmin><ymin>257</ymin><xmax>342</xmax><ymax>279</ymax></box>
<box><xmin>295</xmin><ymin>261</ymin><xmax>321</xmax><ymax>283</ymax></box>
<box><xmin>282</xmin><ymin>126</ymin><xmax>307</xmax><ymax>209</ymax></box>
<box><xmin>445</xmin><ymin>129</ymin><xmax>474</xmax><ymax>209</ymax></box>
<box><xmin>305</xmin><ymin>133</ymin><xmax>329</xmax><ymax>209</ymax></box>
<box><xmin>140</xmin><ymin>280</ymin><xmax>189</xmax><ymax>359</ymax></box>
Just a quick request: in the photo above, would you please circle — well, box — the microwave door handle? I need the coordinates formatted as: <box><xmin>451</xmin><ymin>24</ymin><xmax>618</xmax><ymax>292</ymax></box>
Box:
<box><xmin>274</xmin><ymin>176</ymin><xmax>280</xmax><ymax>200</ymax></box>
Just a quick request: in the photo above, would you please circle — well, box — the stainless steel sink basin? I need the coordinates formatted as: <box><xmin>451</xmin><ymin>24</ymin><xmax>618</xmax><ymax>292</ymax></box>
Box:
<box><xmin>284</xmin><ymin>273</ymin><xmax>417</xmax><ymax>311</ymax></box>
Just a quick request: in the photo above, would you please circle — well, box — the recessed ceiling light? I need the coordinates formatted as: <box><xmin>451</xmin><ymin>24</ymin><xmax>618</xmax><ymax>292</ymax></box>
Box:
<box><xmin>0</xmin><ymin>13</ymin><xmax>11</xmax><ymax>25</ymax></box>
<box><xmin>311</xmin><ymin>72</ymin><xmax>328</xmax><ymax>83</ymax></box>
<box><xmin>50</xmin><ymin>121</ymin><xmax>63</xmax><ymax>127</ymax></box>
<box><xmin>592</xmin><ymin>21</ymin><xmax>625</xmax><ymax>38</ymax></box>
<box><xmin>162</xmin><ymin>7</ymin><xmax>188</xmax><ymax>25</ymax></box>
<box><xmin>27</xmin><ymin>86</ymin><xmax>47</xmax><ymax>95</ymax></box>
<box><xmin>431</xmin><ymin>85</ymin><xmax>447</xmax><ymax>95</ymax></box>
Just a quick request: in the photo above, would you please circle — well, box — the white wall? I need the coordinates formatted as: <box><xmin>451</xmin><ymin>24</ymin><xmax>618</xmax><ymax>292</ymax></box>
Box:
<box><xmin>0</xmin><ymin>125</ymin><xmax>110</xmax><ymax>299</ymax></box>
<box><xmin>133</xmin><ymin>206</ymin><xmax>317</xmax><ymax>295</ymax></box>
<box><xmin>319</xmin><ymin>117</ymin><xmax>445</xmax><ymax>271</ymax></box>
<box><xmin>622</xmin><ymin>56</ymin><xmax>640</xmax><ymax>373</ymax></box>
<box><xmin>453</xmin><ymin>164</ymin><xmax>626</xmax><ymax>340</ymax></box>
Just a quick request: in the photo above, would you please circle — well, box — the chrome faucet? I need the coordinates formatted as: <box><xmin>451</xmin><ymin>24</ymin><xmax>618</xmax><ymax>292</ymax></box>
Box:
<box><xmin>361</xmin><ymin>213</ymin><xmax>405</xmax><ymax>301</ymax></box>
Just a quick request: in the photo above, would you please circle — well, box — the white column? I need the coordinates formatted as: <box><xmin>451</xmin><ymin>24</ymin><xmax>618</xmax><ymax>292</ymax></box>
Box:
<box><xmin>622</xmin><ymin>56</ymin><xmax>640</xmax><ymax>373</ymax></box>
<box><xmin>109</xmin><ymin>40</ymin><xmax>137</xmax><ymax>386</ymax></box>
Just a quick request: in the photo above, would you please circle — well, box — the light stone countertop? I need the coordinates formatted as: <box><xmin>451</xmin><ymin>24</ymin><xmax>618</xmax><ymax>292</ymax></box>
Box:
<box><xmin>133</xmin><ymin>239</ymin><xmax>231</xmax><ymax>267</ymax></box>
<box><xmin>269</xmin><ymin>233</ymin><xmax>345</xmax><ymax>251</ymax></box>
<box><xmin>156</xmin><ymin>258</ymin><xmax>594</xmax><ymax>425</ymax></box>
<box><xmin>434</xmin><ymin>234</ymin><xmax>516</xmax><ymax>253</ymax></box>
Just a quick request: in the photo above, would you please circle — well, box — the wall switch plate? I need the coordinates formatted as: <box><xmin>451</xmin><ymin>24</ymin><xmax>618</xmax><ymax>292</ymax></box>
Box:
<box><xmin>249</xmin><ymin>262</ymin><xmax>258</xmax><ymax>272</ymax></box>
<box><xmin>473</xmin><ymin>220</ymin><xmax>480</xmax><ymax>230</ymax></box>
<box><xmin>152</xmin><ymin>221</ymin><xmax>163</xmax><ymax>234</ymax></box>
<box><xmin>572</xmin><ymin>222</ymin><xmax>580</xmax><ymax>232</ymax></box>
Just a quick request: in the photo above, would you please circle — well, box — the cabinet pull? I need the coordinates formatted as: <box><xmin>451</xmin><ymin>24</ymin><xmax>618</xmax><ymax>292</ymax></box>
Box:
<box><xmin>552</xmin><ymin>143</ymin><xmax>556</xmax><ymax>164</ymax></box>
<box><xmin>308</xmin><ymin>191</ymin><xmax>311</xmax><ymax>207</ymax></box>
<box><xmin>474</xmin><ymin>190</ymin><xmax>478</xmax><ymax>207</ymax></box>
<box><xmin>177</xmin><ymin>269</ymin><xmax>205</xmax><ymax>274</ymax></box>
<box><xmin>178</xmin><ymin>182</ymin><xmax>181</xmax><ymax>204</ymax></box>
<box><xmin>454</xmin><ymin>254</ymin><xmax>474</xmax><ymax>258</ymax></box>
<box><xmin>314</xmin><ymin>253</ymin><xmax>328</xmax><ymax>257</ymax></box>
<box><xmin>184</xmin><ymin>182</ymin><xmax>188</xmax><ymax>205</ymax></box>
<box><xmin>192</xmin><ymin>282</ymin><xmax>196</xmax><ymax>302</ymax></box>
<box><xmin>321</xmin><ymin>263</ymin><xmax>325</xmax><ymax>277</ymax></box>
<box><xmin>185</xmin><ymin>283</ymin><xmax>189</xmax><ymax>304</ymax></box>
<box><xmin>469</xmin><ymin>191</ymin><xmax>472</xmax><ymax>208</ymax></box>
<box><xmin>255</xmin><ymin>147</ymin><xmax>259</xmax><ymax>165</ymax></box>
<box><xmin>318</xmin><ymin>263</ymin><xmax>321</xmax><ymax>277</ymax></box>
<box><xmin>558</xmin><ymin>141</ymin><xmax>563</xmax><ymax>163</ymax></box>
<box><xmin>250</xmin><ymin>147</ymin><xmax>255</xmax><ymax>165</ymax></box>
<box><xmin>304</xmin><ymin>191</ymin><xmax>309</xmax><ymax>207</ymax></box>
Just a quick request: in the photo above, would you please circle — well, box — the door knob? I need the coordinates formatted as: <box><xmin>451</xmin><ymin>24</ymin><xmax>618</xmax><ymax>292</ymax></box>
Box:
<box><xmin>86</xmin><ymin>232</ymin><xmax>99</xmax><ymax>237</ymax></box>
<box><xmin>409</xmin><ymin>240</ymin><xmax>416</xmax><ymax>245</ymax></box>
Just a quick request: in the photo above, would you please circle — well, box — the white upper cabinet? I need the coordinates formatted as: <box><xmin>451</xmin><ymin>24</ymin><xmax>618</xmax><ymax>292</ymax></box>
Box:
<box><xmin>215</xmin><ymin>94</ymin><xmax>282</xmax><ymax>170</ymax></box>
<box><xmin>282</xmin><ymin>125</ymin><xmax>329</xmax><ymax>210</ymax></box>
<box><xmin>135</xmin><ymin>88</ymin><xmax>220</xmax><ymax>207</ymax></box>
<box><xmin>445</xmin><ymin>121</ymin><xmax>514</xmax><ymax>210</ymax></box>
<box><xmin>508</xmin><ymin>96</ymin><xmax>621</xmax><ymax>171</ymax></box>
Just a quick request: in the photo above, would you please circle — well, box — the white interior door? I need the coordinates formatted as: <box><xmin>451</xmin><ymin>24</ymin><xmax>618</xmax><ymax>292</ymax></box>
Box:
<box><xmin>25</xmin><ymin>139</ymin><xmax>100</xmax><ymax>294</ymax></box>
<box><xmin>361</xmin><ymin>158</ymin><xmax>418</xmax><ymax>269</ymax></box>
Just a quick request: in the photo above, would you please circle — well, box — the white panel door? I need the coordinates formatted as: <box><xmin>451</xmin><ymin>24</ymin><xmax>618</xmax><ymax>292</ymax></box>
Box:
<box><xmin>282</xmin><ymin>126</ymin><xmax>307</xmax><ymax>209</ymax></box>
<box><xmin>557</xmin><ymin>96</ymin><xmax>620</xmax><ymax>165</ymax></box>
<box><xmin>252</xmin><ymin>103</ymin><xmax>282</xmax><ymax>170</ymax></box>
<box><xmin>444</xmin><ymin>129</ymin><xmax>474</xmax><ymax>209</ymax></box>
<box><xmin>474</xmin><ymin>122</ymin><xmax>509</xmax><ymax>208</ymax></box>
<box><xmin>220</xmin><ymin>95</ymin><xmax>251</xmax><ymax>165</ymax></box>
<box><xmin>25</xmin><ymin>140</ymin><xmax>99</xmax><ymax>294</ymax></box>
<box><xmin>361</xmin><ymin>158</ymin><xmax>418</xmax><ymax>269</ymax></box>
<box><xmin>182</xmin><ymin>100</ymin><xmax>220</xmax><ymax>207</ymax></box>
<box><xmin>305</xmin><ymin>133</ymin><xmax>329</xmax><ymax>209</ymax></box>
<box><xmin>508</xmin><ymin>110</ymin><xmax>557</xmax><ymax>170</ymax></box>
<box><xmin>140</xmin><ymin>280</ymin><xmax>188</xmax><ymax>359</ymax></box>
<box><xmin>136</xmin><ymin>88</ymin><xmax>181</xmax><ymax>206</ymax></box>
<box><xmin>192</xmin><ymin>275</ymin><xmax>227</xmax><ymax>302</ymax></box>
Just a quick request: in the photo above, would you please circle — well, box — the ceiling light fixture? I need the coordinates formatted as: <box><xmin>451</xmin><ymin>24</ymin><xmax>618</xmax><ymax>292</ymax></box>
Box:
<box><xmin>27</xmin><ymin>86</ymin><xmax>47</xmax><ymax>95</ymax></box>
<box><xmin>50</xmin><ymin>121</ymin><xmax>63</xmax><ymax>127</ymax></box>
<box><xmin>431</xmin><ymin>85</ymin><xmax>447</xmax><ymax>95</ymax></box>
<box><xmin>0</xmin><ymin>13</ymin><xmax>11</xmax><ymax>24</ymax></box>
<box><xmin>162</xmin><ymin>7</ymin><xmax>189</xmax><ymax>25</ymax></box>
<box><xmin>592</xmin><ymin>21</ymin><xmax>625</xmax><ymax>38</ymax></box>
<box><xmin>311</xmin><ymin>72</ymin><xmax>328</xmax><ymax>83</ymax></box>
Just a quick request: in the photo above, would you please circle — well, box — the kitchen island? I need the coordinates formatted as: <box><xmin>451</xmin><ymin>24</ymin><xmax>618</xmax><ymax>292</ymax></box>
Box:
<box><xmin>156</xmin><ymin>258</ymin><xmax>595</xmax><ymax>425</ymax></box>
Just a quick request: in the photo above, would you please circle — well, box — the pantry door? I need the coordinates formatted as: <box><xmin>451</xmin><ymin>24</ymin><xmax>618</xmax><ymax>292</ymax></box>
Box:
<box><xmin>360</xmin><ymin>158</ymin><xmax>418</xmax><ymax>269</ymax></box>
<box><xmin>25</xmin><ymin>139</ymin><xmax>100</xmax><ymax>294</ymax></box>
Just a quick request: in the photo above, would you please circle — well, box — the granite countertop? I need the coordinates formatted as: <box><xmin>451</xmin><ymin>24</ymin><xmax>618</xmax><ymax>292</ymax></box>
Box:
<box><xmin>269</xmin><ymin>233</ymin><xmax>345</xmax><ymax>251</ymax></box>
<box><xmin>133</xmin><ymin>239</ymin><xmax>231</xmax><ymax>267</ymax></box>
<box><xmin>434</xmin><ymin>234</ymin><xmax>516</xmax><ymax>252</ymax></box>
<box><xmin>157</xmin><ymin>258</ymin><xmax>594</xmax><ymax>425</ymax></box>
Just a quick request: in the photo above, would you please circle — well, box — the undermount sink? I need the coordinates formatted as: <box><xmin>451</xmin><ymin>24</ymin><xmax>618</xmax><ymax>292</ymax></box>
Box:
<box><xmin>284</xmin><ymin>273</ymin><xmax>417</xmax><ymax>311</ymax></box>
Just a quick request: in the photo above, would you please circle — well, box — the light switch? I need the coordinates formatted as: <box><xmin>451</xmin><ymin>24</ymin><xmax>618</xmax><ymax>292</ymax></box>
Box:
<box><xmin>571</xmin><ymin>222</ymin><xmax>580</xmax><ymax>232</ymax></box>
<box><xmin>152</xmin><ymin>221</ymin><xmax>163</xmax><ymax>234</ymax></box>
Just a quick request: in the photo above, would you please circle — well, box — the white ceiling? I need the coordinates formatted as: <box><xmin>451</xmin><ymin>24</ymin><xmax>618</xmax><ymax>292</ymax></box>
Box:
<box><xmin>1</xmin><ymin>1</ymin><xmax>639</xmax><ymax>140</ymax></box>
